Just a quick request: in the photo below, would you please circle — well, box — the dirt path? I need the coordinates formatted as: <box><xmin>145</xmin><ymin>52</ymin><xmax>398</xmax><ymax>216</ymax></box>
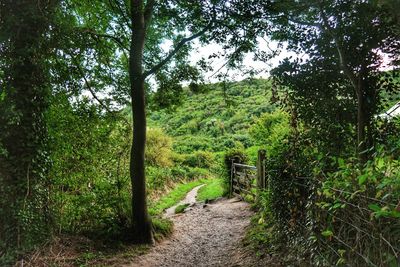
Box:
<box><xmin>124</xmin><ymin>187</ymin><xmax>272</xmax><ymax>267</ymax></box>
<box><xmin>164</xmin><ymin>184</ymin><xmax>204</xmax><ymax>217</ymax></box>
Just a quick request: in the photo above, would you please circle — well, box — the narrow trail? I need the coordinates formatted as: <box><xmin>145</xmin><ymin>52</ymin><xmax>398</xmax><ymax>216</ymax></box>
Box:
<box><xmin>164</xmin><ymin>184</ymin><xmax>205</xmax><ymax>217</ymax></box>
<box><xmin>125</xmin><ymin>186</ymin><xmax>274</xmax><ymax>267</ymax></box>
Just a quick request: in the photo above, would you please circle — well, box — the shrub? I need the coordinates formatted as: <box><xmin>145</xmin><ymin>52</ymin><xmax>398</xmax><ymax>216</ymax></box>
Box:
<box><xmin>232</xmin><ymin>134</ymin><xmax>253</xmax><ymax>148</ymax></box>
<box><xmin>311</xmin><ymin>154</ymin><xmax>400</xmax><ymax>266</ymax></box>
<box><xmin>171</xmin><ymin>152</ymin><xmax>186</xmax><ymax>165</ymax></box>
<box><xmin>146</xmin><ymin>128</ymin><xmax>173</xmax><ymax>167</ymax></box>
<box><xmin>245</xmin><ymin>145</ymin><xmax>263</xmax><ymax>165</ymax></box>
<box><xmin>170</xmin><ymin>166</ymin><xmax>188</xmax><ymax>180</ymax></box>
<box><xmin>173</xmin><ymin>135</ymin><xmax>212</xmax><ymax>153</ymax></box>
<box><xmin>146</xmin><ymin>167</ymin><xmax>175</xmax><ymax>190</ymax></box>
<box><xmin>257</xmin><ymin>132</ymin><xmax>400</xmax><ymax>266</ymax></box>
<box><xmin>186</xmin><ymin>167</ymin><xmax>210</xmax><ymax>180</ymax></box>
<box><xmin>183</xmin><ymin>151</ymin><xmax>215</xmax><ymax>169</ymax></box>
<box><xmin>249</xmin><ymin>110</ymin><xmax>290</xmax><ymax>151</ymax></box>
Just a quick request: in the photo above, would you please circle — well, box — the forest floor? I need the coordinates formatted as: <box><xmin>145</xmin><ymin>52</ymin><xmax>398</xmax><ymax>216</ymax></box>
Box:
<box><xmin>124</xmin><ymin>185</ymin><xmax>278</xmax><ymax>267</ymax></box>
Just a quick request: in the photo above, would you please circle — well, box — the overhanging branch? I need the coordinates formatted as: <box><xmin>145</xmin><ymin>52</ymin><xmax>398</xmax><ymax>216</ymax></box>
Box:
<box><xmin>143</xmin><ymin>21</ymin><xmax>213</xmax><ymax>78</ymax></box>
<box><xmin>83</xmin><ymin>28</ymin><xmax>129</xmax><ymax>53</ymax></box>
<box><xmin>287</xmin><ymin>17</ymin><xmax>321</xmax><ymax>28</ymax></box>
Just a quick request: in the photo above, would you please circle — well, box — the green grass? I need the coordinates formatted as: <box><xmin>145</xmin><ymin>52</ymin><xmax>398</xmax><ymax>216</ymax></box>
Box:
<box><xmin>196</xmin><ymin>178</ymin><xmax>225</xmax><ymax>202</ymax></box>
<box><xmin>149</xmin><ymin>178</ymin><xmax>212</xmax><ymax>216</ymax></box>
<box><xmin>152</xmin><ymin>217</ymin><xmax>173</xmax><ymax>240</ymax></box>
<box><xmin>174</xmin><ymin>203</ymin><xmax>190</xmax><ymax>214</ymax></box>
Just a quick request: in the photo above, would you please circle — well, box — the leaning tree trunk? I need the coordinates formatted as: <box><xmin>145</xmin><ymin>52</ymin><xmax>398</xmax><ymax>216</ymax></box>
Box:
<box><xmin>129</xmin><ymin>0</ymin><xmax>153</xmax><ymax>244</ymax></box>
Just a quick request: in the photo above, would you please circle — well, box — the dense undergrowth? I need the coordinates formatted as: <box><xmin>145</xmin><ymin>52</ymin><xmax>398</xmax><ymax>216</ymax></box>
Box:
<box><xmin>241</xmin><ymin>99</ymin><xmax>400</xmax><ymax>266</ymax></box>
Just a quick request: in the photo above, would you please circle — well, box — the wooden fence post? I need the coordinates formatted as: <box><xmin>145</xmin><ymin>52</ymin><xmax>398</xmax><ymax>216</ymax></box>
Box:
<box><xmin>257</xmin><ymin>150</ymin><xmax>266</xmax><ymax>190</ymax></box>
<box><xmin>230</xmin><ymin>159</ymin><xmax>235</xmax><ymax>197</ymax></box>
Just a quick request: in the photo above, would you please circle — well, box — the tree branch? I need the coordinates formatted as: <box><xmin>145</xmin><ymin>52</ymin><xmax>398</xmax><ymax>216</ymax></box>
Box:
<box><xmin>108</xmin><ymin>0</ymin><xmax>131</xmax><ymax>30</ymax></box>
<box><xmin>77</xmin><ymin>66</ymin><xmax>115</xmax><ymax>114</ymax></box>
<box><xmin>144</xmin><ymin>0</ymin><xmax>155</xmax><ymax>28</ymax></box>
<box><xmin>143</xmin><ymin>21</ymin><xmax>213</xmax><ymax>78</ymax></box>
<box><xmin>83</xmin><ymin>28</ymin><xmax>129</xmax><ymax>52</ymax></box>
<box><xmin>319</xmin><ymin>8</ymin><xmax>358</xmax><ymax>89</ymax></box>
<box><xmin>70</xmin><ymin>56</ymin><xmax>131</xmax><ymax>125</ymax></box>
<box><xmin>287</xmin><ymin>17</ymin><xmax>321</xmax><ymax>28</ymax></box>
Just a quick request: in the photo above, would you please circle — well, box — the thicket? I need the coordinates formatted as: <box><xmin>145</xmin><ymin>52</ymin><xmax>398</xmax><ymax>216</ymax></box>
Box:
<box><xmin>241</xmin><ymin>5</ymin><xmax>400</xmax><ymax>266</ymax></box>
<box><xmin>0</xmin><ymin>89</ymin><xmax>217</xmax><ymax>264</ymax></box>
<box><xmin>242</xmin><ymin>2</ymin><xmax>400</xmax><ymax>266</ymax></box>
<box><xmin>250</xmin><ymin>123</ymin><xmax>400</xmax><ymax>266</ymax></box>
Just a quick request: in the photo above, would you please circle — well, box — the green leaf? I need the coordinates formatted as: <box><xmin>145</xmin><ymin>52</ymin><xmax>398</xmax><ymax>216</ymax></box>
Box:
<box><xmin>0</xmin><ymin>90</ymin><xmax>6</xmax><ymax>101</ymax></box>
<box><xmin>376</xmin><ymin>158</ymin><xmax>385</xmax><ymax>169</ymax></box>
<box><xmin>390</xmin><ymin>210</ymin><xmax>400</xmax><ymax>218</ymax></box>
<box><xmin>368</xmin><ymin>204</ymin><xmax>380</xmax><ymax>212</ymax></box>
<box><xmin>321</xmin><ymin>230</ymin><xmax>333</xmax><ymax>237</ymax></box>
<box><xmin>332</xmin><ymin>202</ymin><xmax>342</xmax><ymax>209</ymax></box>
<box><xmin>358</xmin><ymin>174</ymin><xmax>368</xmax><ymax>185</ymax></box>
<box><xmin>338</xmin><ymin>158</ymin><xmax>345</xmax><ymax>168</ymax></box>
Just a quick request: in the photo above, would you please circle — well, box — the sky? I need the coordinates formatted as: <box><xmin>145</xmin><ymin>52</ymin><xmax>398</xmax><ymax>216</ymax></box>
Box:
<box><xmin>159</xmin><ymin>37</ymin><xmax>297</xmax><ymax>84</ymax></box>
<box><xmin>188</xmin><ymin>38</ymin><xmax>295</xmax><ymax>83</ymax></box>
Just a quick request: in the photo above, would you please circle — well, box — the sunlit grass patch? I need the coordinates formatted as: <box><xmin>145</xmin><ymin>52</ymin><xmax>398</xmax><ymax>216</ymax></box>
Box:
<box><xmin>149</xmin><ymin>177</ymin><xmax>211</xmax><ymax>216</ymax></box>
<box><xmin>174</xmin><ymin>203</ymin><xmax>190</xmax><ymax>214</ymax></box>
<box><xmin>196</xmin><ymin>178</ymin><xmax>225</xmax><ymax>202</ymax></box>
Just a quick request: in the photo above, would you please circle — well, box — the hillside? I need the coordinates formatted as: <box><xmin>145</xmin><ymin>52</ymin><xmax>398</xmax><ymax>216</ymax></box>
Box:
<box><xmin>149</xmin><ymin>78</ymin><xmax>277</xmax><ymax>154</ymax></box>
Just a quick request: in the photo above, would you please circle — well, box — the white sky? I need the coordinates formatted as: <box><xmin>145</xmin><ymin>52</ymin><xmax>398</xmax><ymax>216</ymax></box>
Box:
<box><xmin>160</xmin><ymin>37</ymin><xmax>297</xmax><ymax>83</ymax></box>
<box><xmin>188</xmin><ymin>38</ymin><xmax>296</xmax><ymax>82</ymax></box>
<box><xmin>185</xmin><ymin>39</ymin><xmax>395</xmax><ymax>83</ymax></box>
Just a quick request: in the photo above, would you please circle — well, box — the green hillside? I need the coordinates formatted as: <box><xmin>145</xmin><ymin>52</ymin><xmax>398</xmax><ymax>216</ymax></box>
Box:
<box><xmin>149</xmin><ymin>78</ymin><xmax>276</xmax><ymax>154</ymax></box>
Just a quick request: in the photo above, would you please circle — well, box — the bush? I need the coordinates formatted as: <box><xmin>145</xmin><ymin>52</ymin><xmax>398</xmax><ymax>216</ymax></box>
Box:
<box><xmin>173</xmin><ymin>135</ymin><xmax>212</xmax><ymax>153</ymax></box>
<box><xmin>146</xmin><ymin>128</ymin><xmax>173</xmax><ymax>167</ymax></box>
<box><xmin>47</xmin><ymin>96</ymin><xmax>133</xmax><ymax>239</ymax></box>
<box><xmin>232</xmin><ymin>134</ymin><xmax>253</xmax><ymax>148</ymax></box>
<box><xmin>146</xmin><ymin>167</ymin><xmax>173</xmax><ymax>191</ymax></box>
<box><xmin>310</xmin><ymin>154</ymin><xmax>400</xmax><ymax>266</ymax></box>
<box><xmin>246</xmin><ymin>145</ymin><xmax>263</xmax><ymax>165</ymax></box>
<box><xmin>170</xmin><ymin>166</ymin><xmax>188</xmax><ymax>180</ymax></box>
<box><xmin>186</xmin><ymin>167</ymin><xmax>210</xmax><ymax>180</ymax></box>
<box><xmin>256</xmin><ymin>131</ymin><xmax>400</xmax><ymax>266</ymax></box>
<box><xmin>183</xmin><ymin>151</ymin><xmax>215</xmax><ymax>169</ymax></box>
<box><xmin>171</xmin><ymin>152</ymin><xmax>186</xmax><ymax>164</ymax></box>
<box><xmin>249</xmin><ymin>110</ymin><xmax>290</xmax><ymax>151</ymax></box>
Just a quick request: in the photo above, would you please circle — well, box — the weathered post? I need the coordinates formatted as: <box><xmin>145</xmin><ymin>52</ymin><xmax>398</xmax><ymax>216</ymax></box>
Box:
<box><xmin>230</xmin><ymin>159</ymin><xmax>235</xmax><ymax>197</ymax></box>
<box><xmin>257</xmin><ymin>150</ymin><xmax>266</xmax><ymax>190</ymax></box>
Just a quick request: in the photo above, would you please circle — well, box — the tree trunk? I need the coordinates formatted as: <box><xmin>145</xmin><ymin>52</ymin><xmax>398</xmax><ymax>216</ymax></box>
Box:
<box><xmin>0</xmin><ymin>0</ymin><xmax>56</xmax><ymax>250</ymax></box>
<box><xmin>356</xmin><ymin>83</ymin><xmax>368</xmax><ymax>164</ymax></box>
<box><xmin>129</xmin><ymin>0</ymin><xmax>153</xmax><ymax>244</ymax></box>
